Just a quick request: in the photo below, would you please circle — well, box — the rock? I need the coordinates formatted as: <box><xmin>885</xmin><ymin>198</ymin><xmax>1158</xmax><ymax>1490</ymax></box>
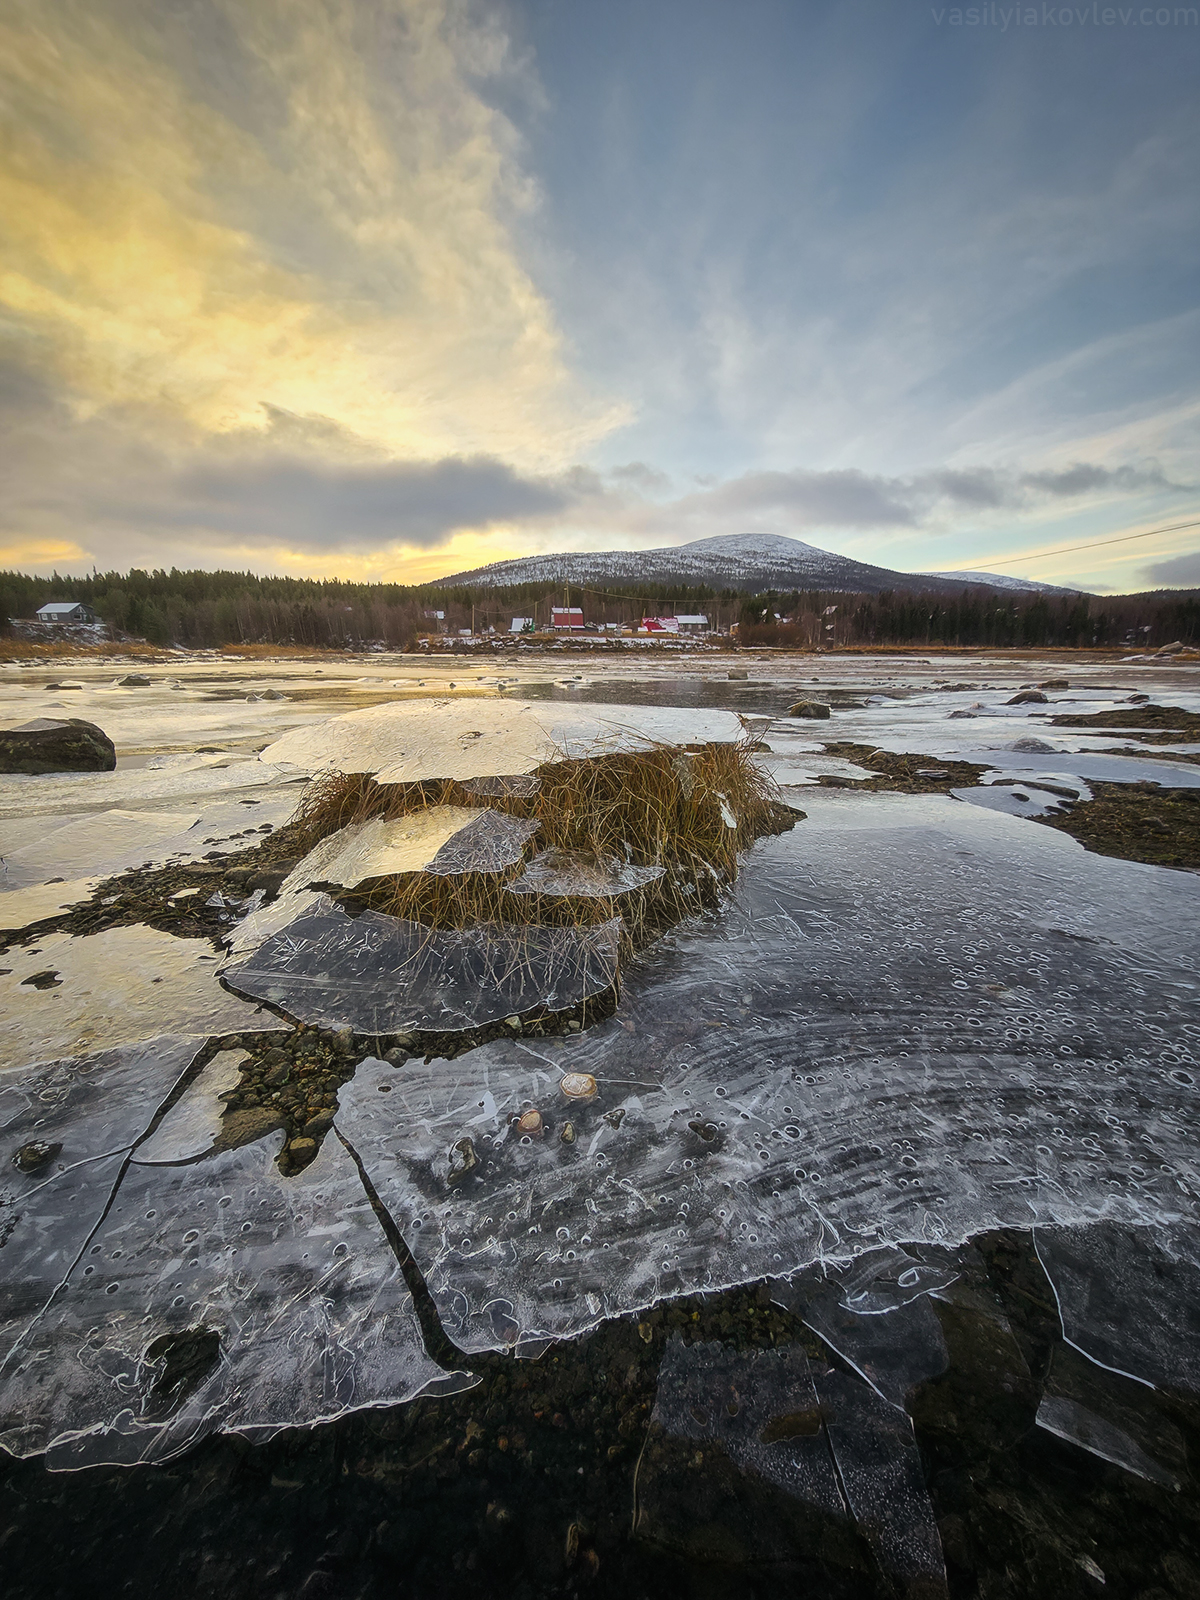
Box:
<box><xmin>1038</xmin><ymin>679</ymin><xmax>1069</xmax><ymax>690</ymax></box>
<box><xmin>516</xmin><ymin>1108</ymin><xmax>544</xmax><ymax>1137</ymax></box>
<box><xmin>260</xmin><ymin>688</ymin><xmax>285</xmax><ymax>700</ymax></box>
<box><xmin>1006</xmin><ymin>690</ymin><xmax>1047</xmax><ymax>705</ymax></box>
<box><xmin>302</xmin><ymin>1109</ymin><xmax>335</xmax><ymax>1138</ymax></box>
<box><xmin>448</xmin><ymin>1136</ymin><xmax>479</xmax><ymax>1184</ymax></box>
<box><xmin>560</xmin><ymin>1121</ymin><xmax>576</xmax><ymax>1144</ymax></box>
<box><xmin>948</xmin><ymin>709</ymin><xmax>976</xmax><ymax>719</ymax></box>
<box><xmin>12</xmin><ymin>1139</ymin><xmax>62</xmax><ymax>1173</ymax></box>
<box><xmin>43</xmin><ymin>682</ymin><xmax>82</xmax><ymax>691</ymax></box>
<box><xmin>788</xmin><ymin>701</ymin><xmax>831</xmax><ymax>719</ymax></box>
<box><xmin>1154</xmin><ymin>640</ymin><xmax>1183</xmax><ymax>656</ymax></box>
<box><xmin>215</xmin><ymin>1105</ymin><xmax>286</xmax><ymax>1151</ymax></box>
<box><xmin>286</xmin><ymin>1137</ymin><xmax>317</xmax><ymax>1162</ymax></box>
<box><xmin>20</xmin><ymin>969</ymin><xmax>62</xmax><ymax>989</ymax></box>
<box><xmin>560</xmin><ymin>1072</ymin><xmax>597</xmax><ymax>1101</ymax></box>
<box><xmin>0</xmin><ymin>717</ymin><xmax>116</xmax><ymax>775</ymax></box>
<box><xmin>263</xmin><ymin>1061</ymin><xmax>290</xmax><ymax>1086</ymax></box>
<box><xmin>118</xmin><ymin>673</ymin><xmax>153</xmax><ymax>686</ymax></box>
<box><xmin>1008</xmin><ymin>737</ymin><xmax>1058</xmax><ymax>753</ymax></box>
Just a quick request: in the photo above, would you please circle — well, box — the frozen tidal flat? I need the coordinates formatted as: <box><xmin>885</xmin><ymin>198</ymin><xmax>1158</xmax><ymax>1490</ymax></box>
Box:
<box><xmin>2</xmin><ymin>789</ymin><xmax>1198</xmax><ymax>1467</ymax></box>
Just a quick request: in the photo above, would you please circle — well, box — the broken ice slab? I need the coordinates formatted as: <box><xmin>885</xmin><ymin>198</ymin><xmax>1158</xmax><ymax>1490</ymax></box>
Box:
<box><xmin>280</xmin><ymin>807</ymin><xmax>497</xmax><ymax>893</ymax></box>
<box><xmin>0</xmin><ymin>1036</ymin><xmax>208</xmax><ymax>1363</ymax></box>
<box><xmin>1034</xmin><ymin>1223</ymin><xmax>1200</xmax><ymax>1394</ymax></box>
<box><xmin>813</xmin><ymin>1363</ymin><xmax>949</xmax><ymax>1596</ymax></box>
<box><xmin>771</xmin><ymin>1250</ymin><xmax>954</xmax><ymax>1408</ymax></box>
<box><xmin>635</xmin><ymin>1337</ymin><xmax>850</xmax><ymax>1569</ymax></box>
<box><xmin>335</xmin><ymin>795</ymin><xmax>1200</xmax><ymax>1354</ymax></box>
<box><xmin>132</xmin><ymin>1049</ymin><xmax>248</xmax><ymax>1165</ymax></box>
<box><xmin>1036</xmin><ymin>1341</ymin><xmax>1186</xmax><ymax>1489</ymax></box>
<box><xmin>462</xmin><ymin>774</ymin><xmax>541</xmax><ymax>800</ymax></box>
<box><xmin>423</xmin><ymin>809</ymin><xmax>541</xmax><ymax>876</ymax></box>
<box><xmin>0</xmin><ymin>809</ymin><xmax>200</xmax><ymax>890</ymax></box>
<box><xmin>947</xmin><ymin>748</ymin><xmax>1200</xmax><ymax>789</ymax></box>
<box><xmin>950</xmin><ymin>784</ymin><xmax>1074</xmax><ymax>819</ymax></box>
<box><xmin>1</xmin><ymin>926</ymin><xmax>266</xmax><ymax>1072</ymax></box>
<box><xmin>979</xmin><ymin>770</ymin><xmax>1092</xmax><ymax>802</ymax></box>
<box><xmin>637</xmin><ymin>1336</ymin><xmax>947</xmax><ymax>1595</ymax></box>
<box><xmin>507</xmin><ymin>847</ymin><xmax>665</xmax><ymax>898</ymax></box>
<box><xmin>0</xmin><ymin>879</ymin><xmax>101</xmax><ymax>933</ymax></box>
<box><xmin>222</xmin><ymin>902</ymin><xmax>620</xmax><ymax>1035</ymax></box>
<box><xmin>257</xmin><ymin>698</ymin><xmax>746</xmax><ymax>783</ymax></box>
<box><xmin>0</xmin><ymin>1131</ymin><xmax>468</xmax><ymax>1466</ymax></box>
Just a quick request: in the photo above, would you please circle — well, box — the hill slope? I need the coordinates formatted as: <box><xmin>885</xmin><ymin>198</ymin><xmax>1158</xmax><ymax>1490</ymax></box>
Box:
<box><xmin>442</xmin><ymin>533</ymin><xmax>1080</xmax><ymax>596</ymax></box>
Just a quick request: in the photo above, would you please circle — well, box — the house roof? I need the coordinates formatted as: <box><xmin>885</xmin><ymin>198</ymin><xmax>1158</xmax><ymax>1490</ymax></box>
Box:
<box><xmin>37</xmin><ymin>602</ymin><xmax>85</xmax><ymax>614</ymax></box>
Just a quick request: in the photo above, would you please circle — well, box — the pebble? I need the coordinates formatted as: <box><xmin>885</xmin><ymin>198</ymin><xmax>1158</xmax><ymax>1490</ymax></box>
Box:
<box><xmin>560</xmin><ymin>1072</ymin><xmax>597</xmax><ymax>1100</ymax></box>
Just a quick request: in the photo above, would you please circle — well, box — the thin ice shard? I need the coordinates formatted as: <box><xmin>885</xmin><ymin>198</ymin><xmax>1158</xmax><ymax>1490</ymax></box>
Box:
<box><xmin>223</xmin><ymin>903</ymin><xmax>620</xmax><ymax>1035</ymax></box>
<box><xmin>508</xmin><ymin>848</ymin><xmax>665</xmax><ymax>898</ymax></box>
<box><xmin>1036</xmin><ymin>1343</ymin><xmax>1186</xmax><ymax>1489</ymax></box>
<box><xmin>771</xmin><ymin>1251</ymin><xmax>953</xmax><ymax>1409</ymax></box>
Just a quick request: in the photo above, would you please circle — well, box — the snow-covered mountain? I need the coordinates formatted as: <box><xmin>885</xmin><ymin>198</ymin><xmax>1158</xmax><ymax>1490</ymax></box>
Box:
<box><xmin>442</xmin><ymin>532</ymin><xmax>1081</xmax><ymax>596</ymax></box>
<box><xmin>923</xmin><ymin>569</ymin><xmax>1080</xmax><ymax>595</ymax></box>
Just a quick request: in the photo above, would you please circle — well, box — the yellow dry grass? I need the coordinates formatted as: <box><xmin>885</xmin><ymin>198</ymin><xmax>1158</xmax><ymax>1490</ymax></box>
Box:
<box><xmin>289</xmin><ymin>742</ymin><xmax>793</xmax><ymax>951</ymax></box>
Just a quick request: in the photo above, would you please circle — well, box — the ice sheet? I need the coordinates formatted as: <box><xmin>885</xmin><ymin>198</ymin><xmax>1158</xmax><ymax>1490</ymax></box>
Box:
<box><xmin>0</xmin><ymin>879</ymin><xmax>101</xmax><ymax>932</ymax></box>
<box><xmin>0</xmin><ymin>1131</ymin><xmax>464</xmax><ymax>1465</ymax></box>
<box><xmin>0</xmin><ymin>759</ymin><xmax>305</xmax><ymax>823</ymax></box>
<box><xmin>259</xmin><ymin>699</ymin><xmax>745</xmax><ymax>782</ymax></box>
<box><xmin>2</xmin><ymin>810</ymin><xmax>200</xmax><ymax>889</ymax></box>
<box><xmin>0</xmin><ymin>1036</ymin><xmax>207</xmax><ymax>1362</ymax></box>
<box><xmin>1</xmin><ymin>927</ymin><xmax>266</xmax><ymax>1071</ymax></box>
<box><xmin>1034</xmin><ymin>1223</ymin><xmax>1200</xmax><ymax>1394</ymax></box>
<box><xmin>223</xmin><ymin>902</ymin><xmax>621</xmax><ymax>1035</ymax></box>
<box><xmin>334</xmin><ymin>795</ymin><xmax>1199</xmax><ymax>1354</ymax></box>
<box><xmin>950</xmin><ymin>785</ymin><xmax>1072</xmax><ymax>819</ymax></box>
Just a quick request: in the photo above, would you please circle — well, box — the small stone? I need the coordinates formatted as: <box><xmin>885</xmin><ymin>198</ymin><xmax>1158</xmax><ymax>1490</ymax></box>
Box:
<box><xmin>788</xmin><ymin>701</ymin><xmax>831</xmax><ymax>719</ymax></box>
<box><xmin>384</xmin><ymin>1047</ymin><xmax>408</xmax><ymax>1067</ymax></box>
<box><xmin>1038</xmin><ymin>678</ymin><xmax>1069</xmax><ymax>689</ymax></box>
<box><xmin>287</xmin><ymin>1137</ymin><xmax>317</xmax><ymax>1159</ymax></box>
<box><xmin>448</xmin><ymin>1136</ymin><xmax>478</xmax><ymax>1183</ymax></box>
<box><xmin>560</xmin><ymin>1072</ymin><xmax>597</xmax><ymax>1101</ymax></box>
<box><xmin>504</xmin><ymin>1015</ymin><xmax>522</xmax><ymax>1030</ymax></box>
<box><xmin>302</xmin><ymin>1109</ymin><xmax>335</xmax><ymax>1138</ymax></box>
<box><xmin>948</xmin><ymin>709</ymin><xmax>976</xmax><ymax>719</ymax></box>
<box><xmin>603</xmin><ymin>1107</ymin><xmax>626</xmax><ymax>1130</ymax></box>
<box><xmin>264</xmin><ymin>1062</ymin><xmax>290</xmax><ymax>1086</ymax></box>
<box><xmin>560</xmin><ymin>1121</ymin><xmax>576</xmax><ymax>1144</ymax></box>
<box><xmin>118</xmin><ymin>674</ymin><xmax>152</xmax><ymax>687</ymax></box>
<box><xmin>12</xmin><ymin>1139</ymin><xmax>62</xmax><ymax>1173</ymax></box>
<box><xmin>263</xmin><ymin>1047</ymin><xmax>288</xmax><ymax>1066</ymax></box>
<box><xmin>516</xmin><ymin>1109</ymin><xmax>544</xmax><ymax>1138</ymax></box>
<box><xmin>1006</xmin><ymin>689</ymin><xmax>1048</xmax><ymax>705</ymax></box>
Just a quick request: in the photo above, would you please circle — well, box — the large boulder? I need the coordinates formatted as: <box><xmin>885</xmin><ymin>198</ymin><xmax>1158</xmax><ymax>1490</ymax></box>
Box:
<box><xmin>0</xmin><ymin>718</ymin><xmax>116</xmax><ymax>774</ymax></box>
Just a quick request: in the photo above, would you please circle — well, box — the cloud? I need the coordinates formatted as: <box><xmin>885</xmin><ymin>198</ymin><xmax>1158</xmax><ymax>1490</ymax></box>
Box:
<box><xmin>130</xmin><ymin>454</ymin><xmax>573</xmax><ymax>549</ymax></box>
<box><xmin>1143</xmin><ymin>550</ymin><xmax>1200</xmax><ymax>588</ymax></box>
<box><xmin>0</xmin><ymin>0</ymin><xmax>624</xmax><ymax>468</ymax></box>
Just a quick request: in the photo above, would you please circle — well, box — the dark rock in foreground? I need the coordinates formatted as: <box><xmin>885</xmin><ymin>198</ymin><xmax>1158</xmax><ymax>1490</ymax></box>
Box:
<box><xmin>0</xmin><ymin>717</ymin><xmax>116</xmax><ymax>774</ymax></box>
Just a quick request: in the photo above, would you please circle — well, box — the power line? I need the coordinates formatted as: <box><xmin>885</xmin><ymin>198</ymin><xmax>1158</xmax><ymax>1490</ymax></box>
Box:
<box><xmin>954</xmin><ymin>516</ymin><xmax>1200</xmax><ymax>572</ymax></box>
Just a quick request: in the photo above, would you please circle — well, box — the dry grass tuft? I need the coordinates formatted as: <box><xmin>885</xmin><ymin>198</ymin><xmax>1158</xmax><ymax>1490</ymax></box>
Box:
<box><xmin>289</xmin><ymin>741</ymin><xmax>795</xmax><ymax>953</ymax></box>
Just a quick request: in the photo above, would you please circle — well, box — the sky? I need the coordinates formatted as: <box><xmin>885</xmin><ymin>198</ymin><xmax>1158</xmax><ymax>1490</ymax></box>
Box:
<box><xmin>1</xmin><ymin>0</ymin><xmax>1198</xmax><ymax>592</ymax></box>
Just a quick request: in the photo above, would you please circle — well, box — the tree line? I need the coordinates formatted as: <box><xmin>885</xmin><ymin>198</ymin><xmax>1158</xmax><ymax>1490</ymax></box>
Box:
<box><xmin>1</xmin><ymin>564</ymin><xmax>1196</xmax><ymax>649</ymax></box>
